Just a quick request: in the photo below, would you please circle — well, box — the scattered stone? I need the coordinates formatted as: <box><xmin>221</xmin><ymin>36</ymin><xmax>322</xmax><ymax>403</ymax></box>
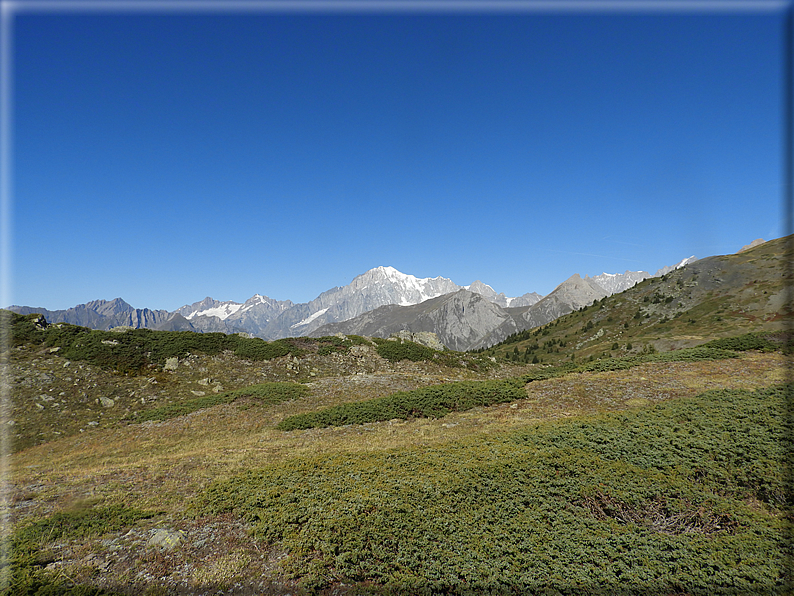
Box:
<box><xmin>99</xmin><ymin>396</ymin><xmax>114</xmax><ymax>408</ymax></box>
<box><xmin>47</xmin><ymin>347</ymin><xmax>60</xmax><ymax>353</ymax></box>
<box><xmin>80</xmin><ymin>553</ymin><xmax>111</xmax><ymax>572</ymax></box>
<box><xmin>101</xmin><ymin>339</ymin><xmax>120</xmax><ymax>346</ymax></box>
<box><xmin>164</xmin><ymin>358</ymin><xmax>179</xmax><ymax>371</ymax></box>
<box><xmin>148</xmin><ymin>528</ymin><xmax>186</xmax><ymax>551</ymax></box>
<box><xmin>191</xmin><ymin>390</ymin><xmax>206</xmax><ymax>397</ymax></box>
<box><xmin>198</xmin><ymin>378</ymin><xmax>211</xmax><ymax>386</ymax></box>
<box><xmin>390</xmin><ymin>330</ymin><xmax>446</xmax><ymax>351</ymax></box>
<box><xmin>87</xmin><ymin>421</ymin><xmax>98</xmax><ymax>426</ymax></box>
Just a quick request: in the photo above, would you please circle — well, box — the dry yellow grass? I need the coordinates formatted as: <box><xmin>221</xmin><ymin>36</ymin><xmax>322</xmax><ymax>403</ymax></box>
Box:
<box><xmin>11</xmin><ymin>351</ymin><xmax>786</xmax><ymax>522</ymax></box>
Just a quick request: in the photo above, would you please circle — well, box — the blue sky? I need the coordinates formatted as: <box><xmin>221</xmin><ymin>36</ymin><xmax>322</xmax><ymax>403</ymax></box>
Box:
<box><xmin>8</xmin><ymin>1</ymin><xmax>787</xmax><ymax>311</ymax></box>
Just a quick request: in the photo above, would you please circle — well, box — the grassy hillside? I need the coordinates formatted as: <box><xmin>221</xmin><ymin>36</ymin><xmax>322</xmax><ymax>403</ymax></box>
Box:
<box><xmin>478</xmin><ymin>236</ymin><xmax>791</xmax><ymax>365</ymax></box>
<box><xmin>198</xmin><ymin>384</ymin><xmax>789</xmax><ymax>594</ymax></box>
<box><xmin>3</xmin><ymin>236</ymin><xmax>791</xmax><ymax>595</ymax></box>
<box><xmin>4</xmin><ymin>311</ymin><xmax>496</xmax><ymax>452</ymax></box>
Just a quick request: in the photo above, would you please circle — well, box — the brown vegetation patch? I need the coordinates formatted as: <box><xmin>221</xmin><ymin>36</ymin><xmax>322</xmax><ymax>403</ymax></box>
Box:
<box><xmin>580</xmin><ymin>490</ymin><xmax>739</xmax><ymax>536</ymax></box>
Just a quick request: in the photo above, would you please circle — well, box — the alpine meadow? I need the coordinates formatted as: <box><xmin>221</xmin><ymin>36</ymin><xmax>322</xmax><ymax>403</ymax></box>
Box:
<box><xmin>6</xmin><ymin>6</ymin><xmax>789</xmax><ymax>596</ymax></box>
<box><xmin>3</xmin><ymin>236</ymin><xmax>792</xmax><ymax>595</ymax></box>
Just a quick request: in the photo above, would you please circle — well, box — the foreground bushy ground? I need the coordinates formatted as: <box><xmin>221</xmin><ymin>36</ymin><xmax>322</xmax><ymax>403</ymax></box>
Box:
<box><xmin>276</xmin><ymin>344</ymin><xmax>747</xmax><ymax>431</ymax></box>
<box><xmin>197</xmin><ymin>384</ymin><xmax>791</xmax><ymax>595</ymax></box>
<box><xmin>6</xmin><ymin>328</ymin><xmax>790</xmax><ymax>595</ymax></box>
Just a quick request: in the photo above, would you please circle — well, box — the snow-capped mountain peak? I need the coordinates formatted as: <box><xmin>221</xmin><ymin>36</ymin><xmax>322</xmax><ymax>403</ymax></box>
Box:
<box><xmin>588</xmin><ymin>270</ymin><xmax>651</xmax><ymax>296</ymax></box>
<box><xmin>183</xmin><ymin>300</ymin><xmax>243</xmax><ymax>321</ymax></box>
<box><xmin>353</xmin><ymin>266</ymin><xmax>460</xmax><ymax>307</ymax></box>
<box><xmin>654</xmin><ymin>256</ymin><xmax>697</xmax><ymax>277</ymax></box>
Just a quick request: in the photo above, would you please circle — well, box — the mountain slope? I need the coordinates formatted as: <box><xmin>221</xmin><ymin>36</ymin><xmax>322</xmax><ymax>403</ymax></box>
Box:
<box><xmin>313</xmin><ymin>272</ymin><xmax>614</xmax><ymax>351</ymax></box>
<box><xmin>311</xmin><ymin>239</ymin><xmax>787</xmax><ymax>352</ymax></box>
<box><xmin>6</xmin><ymin>254</ymin><xmax>710</xmax><ymax>345</ymax></box>
<box><xmin>311</xmin><ymin>289</ymin><xmax>522</xmax><ymax>351</ymax></box>
<box><xmin>7</xmin><ymin>299</ymin><xmax>172</xmax><ymax>331</ymax></box>
<box><xmin>484</xmin><ymin>235</ymin><xmax>790</xmax><ymax>364</ymax></box>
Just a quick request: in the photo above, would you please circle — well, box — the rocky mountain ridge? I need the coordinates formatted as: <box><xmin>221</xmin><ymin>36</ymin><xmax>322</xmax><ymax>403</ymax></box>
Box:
<box><xmin>7</xmin><ymin>253</ymin><xmax>704</xmax><ymax>346</ymax></box>
<box><xmin>312</xmin><ymin>272</ymin><xmax>614</xmax><ymax>350</ymax></box>
<box><xmin>312</xmin><ymin>240</ymin><xmax>782</xmax><ymax>351</ymax></box>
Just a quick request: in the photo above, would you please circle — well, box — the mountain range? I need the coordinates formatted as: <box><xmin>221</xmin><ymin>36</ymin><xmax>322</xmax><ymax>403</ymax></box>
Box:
<box><xmin>8</xmin><ymin>256</ymin><xmax>700</xmax><ymax>349</ymax></box>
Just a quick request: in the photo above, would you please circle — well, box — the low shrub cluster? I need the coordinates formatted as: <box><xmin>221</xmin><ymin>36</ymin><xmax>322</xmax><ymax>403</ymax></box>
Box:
<box><xmin>132</xmin><ymin>382</ymin><xmax>309</xmax><ymax>423</ymax></box>
<box><xmin>231</xmin><ymin>337</ymin><xmax>294</xmax><ymax>361</ymax></box>
<box><xmin>375</xmin><ymin>339</ymin><xmax>438</xmax><ymax>362</ymax></box>
<box><xmin>279</xmin><ymin>344</ymin><xmax>749</xmax><ymax>431</ymax></box>
<box><xmin>197</xmin><ymin>385</ymin><xmax>790</xmax><ymax>594</ymax></box>
<box><xmin>277</xmin><ymin>379</ymin><xmax>526</xmax><ymax>431</ymax></box>
<box><xmin>700</xmin><ymin>331</ymin><xmax>782</xmax><ymax>353</ymax></box>
<box><xmin>3</xmin><ymin>311</ymin><xmax>334</xmax><ymax>373</ymax></box>
<box><xmin>571</xmin><ymin>345</ymin><xmax>739</xmax><ymax>374</ymax></box>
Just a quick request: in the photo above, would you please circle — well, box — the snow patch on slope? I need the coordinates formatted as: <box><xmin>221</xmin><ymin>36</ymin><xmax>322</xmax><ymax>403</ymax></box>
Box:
<box><xmin>291</xmin><ymin>307</ymin><xmax>330</xmax><ymax>329</ymax></box>
<box><xmin>185</xmin><ymin>302</ymin><xmax>243</xmax><ymax>320</ymax></box>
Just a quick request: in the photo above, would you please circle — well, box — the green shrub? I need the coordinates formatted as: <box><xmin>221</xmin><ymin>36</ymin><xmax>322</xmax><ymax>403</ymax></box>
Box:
<box><xmin>233</xmin><ymin>337</ymin><xmax>294</xmax><ymax>361</ymax></box>
<box><xmin>197</xmin><ymin>385</ymin><xmax>790</xmax><ymax>593</ymax></box>
<box><xmin>8</xmin><ymin>313</ymin><xmax>305</xmax><ymax>373</ymax></box>
<box><xmin>133</xmin><ymin>382</ymin><xmax>308</xmax><ymax>423</ymax></box>
<box><xmin>277</xmin><ymin>379</ymin><xmax>525</xmax><ymax>431</ymax></box>
<box><xmin>375</xmin><ymin>340</ymin><xmax>437</xmax><ymax>362</ymax></box>
<box><xmin>700</xmin><ymin>332</ymin><xmax>780</xmax><ymax>352</ymax></box>
<box><xmin>4</xmin><ymin>311</ymin><xmax>47</xmax><ymax>346</ymax></box>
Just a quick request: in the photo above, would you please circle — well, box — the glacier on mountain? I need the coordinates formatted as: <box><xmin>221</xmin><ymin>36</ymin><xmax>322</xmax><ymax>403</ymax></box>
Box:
<box><xmin>291</xmin><ymin>307</ymin><xmax>330</xmax><ymax>329</ymax></box>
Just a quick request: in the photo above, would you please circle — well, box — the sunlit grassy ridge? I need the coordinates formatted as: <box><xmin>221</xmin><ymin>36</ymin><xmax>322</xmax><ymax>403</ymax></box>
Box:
<box><xmin>5</xmin><ymin>310</ymin><xmax>378</xmax><ymax>373</ymax></box>
<box><xmin>276</xmin><ymin>341</ymin><xmax>758</xmax><ymax>431</ymax></box>
<box><xmin>196</xmin><ymin>384</ymin><xmax>790</xmax><ymax>594</ymax></box>
<box><xmin>481</xmin><ymin>236</ymin><xmax>791</xmax><ymax>365</ymax></box>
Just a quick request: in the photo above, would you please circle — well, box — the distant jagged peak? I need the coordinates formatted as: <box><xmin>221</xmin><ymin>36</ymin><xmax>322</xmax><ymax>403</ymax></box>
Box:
<box><xmin>654</xmin><ymin>256</ymin><xmax>697</xmax><ymax>277</ymax></box>
<box><xmin>738</xmin><ymin>238</ymin><xmax>765</xmax><ymax>253</ymax></box>
<box><xmin>559</xmin><ymin>272</ymin><xmax>585</xmax><ymax>285</ymax></box>
<box><xmin>242</xmin><ymin>293</ymin><xmax>291</xmax><ymax>308</ymax></box>
<box><xmin>362</xmin><ymin>265</ymin><xmax>452</xmax><ymax>284</ymax></box>
<box><xmin>83</xmin><ymin>298</ymin><xmax>135</xmax><ymax>315</ymax></box>
<box><xmin>551</xmin><ymin>273</ymin><xmax>609</xmax><ymax>299</ymax></box>
<box><xmin>466</xmin><ymin>280</ymin><xmax>497</xmax><ymax>297</ymax></box>
<box><xmin>589</xmin><ymin>270</ymin><xmax>650</xmax><ymax>296</ymax></box>
<box><xmin>348</xmin><ymin>266</ymin><xmax>460</xmax><ymax>306</ymax></box>
<box><xmin>464</xmin><ymin>280</ymin><xmax>539</xmax><ymax>308</ymax></box>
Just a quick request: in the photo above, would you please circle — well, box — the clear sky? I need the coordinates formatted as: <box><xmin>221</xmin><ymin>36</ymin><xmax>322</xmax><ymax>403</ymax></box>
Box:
<box><xmin>7</xmin><ymin>1</ymin><xmax>788</xmax><ymax>311</ymax></box>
